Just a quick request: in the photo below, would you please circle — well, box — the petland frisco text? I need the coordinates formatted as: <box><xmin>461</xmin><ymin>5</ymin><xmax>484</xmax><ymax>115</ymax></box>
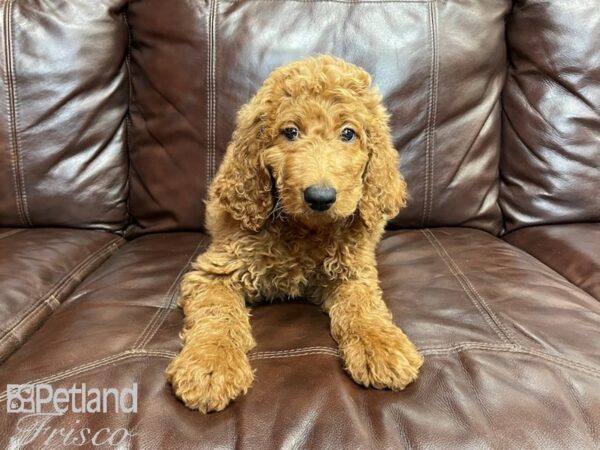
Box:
<box><xmin>7</xmin><ymin>383</ymin><xmax>138</xmax><ymax>447</ymax></box>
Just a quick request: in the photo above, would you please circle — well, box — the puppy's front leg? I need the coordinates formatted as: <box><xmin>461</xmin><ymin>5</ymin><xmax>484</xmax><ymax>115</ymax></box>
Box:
<box><xmin>323</xmin><ymin>280</ymin><xmax>423</xmax><ymax>390</ymax></box>
<box><xmin>166</xmin><ymin>271</ymin><xmax>255</xmax><ymax>413</ymax></box>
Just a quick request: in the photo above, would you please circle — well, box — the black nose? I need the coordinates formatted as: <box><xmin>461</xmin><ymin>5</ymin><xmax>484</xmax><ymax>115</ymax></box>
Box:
<box><xmin>304</xmin><ymin>186</ymin><xmax>337</xmax><ymax>211</ymax></box>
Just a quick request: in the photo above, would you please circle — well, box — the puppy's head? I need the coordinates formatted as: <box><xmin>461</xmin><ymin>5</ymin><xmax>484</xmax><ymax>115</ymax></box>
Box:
<box><xmin>211</xmin><ymin>55</ymin><xmax>407</xmax><ymax>232</ymax></box>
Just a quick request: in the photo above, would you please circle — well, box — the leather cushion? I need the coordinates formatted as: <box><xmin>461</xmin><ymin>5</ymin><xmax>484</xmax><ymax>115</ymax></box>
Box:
<box><xmin>0</xmin><ymin>228</ymin><xmax>123</xmax><ymax>362</ymax></box>
<box><xmin>0</xmin><ymin>0</ymin><xmax>130</xmax><ymax>230</ymax></box>
<box><xmin>126</xmin><ymin>0</ymin><xmax>509</xmax><ymax>236</ymax></box>
<box><xmin>1</xmin><ymin>228</ymin><xmax>598</xmax><ymax>447</ymax></box>
<box><xmin>500</xmin><ymin>0</ymin><xmax>600</xmax><ymax>231</ymax></box>
<box><xmin>504</xmin><ymin>223</ymin><xmax>600</xmax><ymax>300</ymax></box>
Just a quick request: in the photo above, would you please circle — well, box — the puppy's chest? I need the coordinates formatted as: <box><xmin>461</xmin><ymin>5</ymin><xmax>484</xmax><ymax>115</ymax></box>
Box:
<box><xmin>242</xmin><ymin>237</ymin><xmax>340</xmax><ymax>301</ymax></box>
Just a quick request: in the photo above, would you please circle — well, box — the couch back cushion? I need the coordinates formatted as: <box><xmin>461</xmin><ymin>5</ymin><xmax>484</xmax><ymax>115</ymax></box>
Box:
<box><xmin>0</xmin><ymin>0</ymin><xmax>129</xmax><ymax>230</ymax></box>
<box><xmin>127</xmin><ymin>0</ymin><xmax>511</xmax><ymax>236</ymax></box>
<box><xmin>500</xmin><ymin>0</ymin><xmax>600</xmax><ymax>232</ymax></box>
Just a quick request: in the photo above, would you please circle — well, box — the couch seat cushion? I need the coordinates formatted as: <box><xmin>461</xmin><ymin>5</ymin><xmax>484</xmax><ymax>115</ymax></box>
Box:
<box><xmin>0</xmin><ymin>228</ymin><xmax>123</xmax><ymax>362</ymax></box>
<box><xmin>0</xmin><ymin>229</ymin><xmax>598</xmax><ymax>448</ymax></box>
<box><xmin>504</xmin><ymin>223</ymin><xmax>600</xmax><ymax>300</ymax></box>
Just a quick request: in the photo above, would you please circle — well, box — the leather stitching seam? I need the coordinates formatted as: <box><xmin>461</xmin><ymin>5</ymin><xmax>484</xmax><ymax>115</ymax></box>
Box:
<box><xmin>419</xmin><ymin>341</ymin><xmax>512</xmax><ymax>351</ymax></box>
<box><xmin>2</xmin><ymin>342</ymin><xmax>599</xmax><ymax>403</ymax></box>
<box><xmin>0</xmin><ymin>349</ymin><xmax>176</xmax><ymax>403</ymax></box>
<box><xmin>211</xmin><ymin>0</ymin><xmax>218</xmax><ymax>181</ymax></box>
<box><xmin>425</xmin><ymin>229</ymin><xmax>521</xmax><ymax>344</ymax></box>
<box><xmin>422</xmin><ymin>0</ymin><xmax>438</xmax><ymax>226</ymax></box>
<box><xmin>205</xmin><ymin>1</ymin><xmax>211</xmax><ymax>190</ymax></box>
<box><xmin>0</xmin><ymin>238</ymin><xmax>122</xmax><ymax>347</ymax></box>
<box><xmin>248</xmin><ymin>346</ymin><xmax>338</xmax><ymax>357</ymax></box>
<box><xmin>248</xmin><ymin>346</ymin><xmax>339</xmax><ymax>359</ymax></box>
<box><xmin>9</xmin><ymin>0</ymin><xmax>30</xmax><ymax>226</ymax></box>
<box><xmin>2</xmin><ymin>0</ymin><xmax>31</xmax><ymax>226</ymax></box>
<box><xmin>132</xmin><ymin>238</ymin><xmax>208</xmax><ymax>350</ymax></box>
<box><xmin>206</xmin><ymin>0</ymin><xmax>218</xmax><ymax>188</ymax></box>
<box><xmin>0</xmin><ymin>228</ymin><xmax>24</xmax><ymax>241</ymax></box>
<box><xmin>0</xmin><ymin>297</ymin><xmax>56</xmax><ymax>347</ymax></box>
<box><xmin>426</xmin><ymin>1</ymin><xmax>438</xmax><ymax>224</ymax></box>
<box><xmin>419</xmin><ymin>231</ymin><xmax>600</xmax><ymax>375</ymax></box>
<box><xmin>2</xmin><ymin>0</ymin><xmax>21</xmax><ymax>224</ymax></box>
<box><xmin>422</xmin><ymin>0</ymin><xmax>432</xmax><ymax>225</ymax></box>
<box><xmin>248</xmin><ymin>350</ymin><xmax>339</xmax><ymax>361</ymax></box>
<box><xmin>421</xmin><ymin>229</ymin><xmax>512</xmax><ymax>343</ymax></box>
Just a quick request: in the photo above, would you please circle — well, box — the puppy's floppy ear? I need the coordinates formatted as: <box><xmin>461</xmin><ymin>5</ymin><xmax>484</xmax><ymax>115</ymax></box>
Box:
<box><xmin>359</xmin><ymin>100</ymin><xmax>408</xmax><ymax>231</ymax></box>
<box><xmin>210</xmin><ymin>94</ymin><xmax>273</xmax><ymax>232</ymax></box>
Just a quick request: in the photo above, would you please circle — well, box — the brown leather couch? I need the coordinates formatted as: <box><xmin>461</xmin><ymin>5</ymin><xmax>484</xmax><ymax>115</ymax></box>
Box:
<box><xmin>1</xmin><ymin>0</ymin><xmax>599</xmax><ymax>448</ymax></box>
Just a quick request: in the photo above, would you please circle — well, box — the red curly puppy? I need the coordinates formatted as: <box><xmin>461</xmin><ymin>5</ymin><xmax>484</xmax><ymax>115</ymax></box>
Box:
<box><xmin>167</xmin><ymin>55</ymin><xmax>423</xmax><ymax>413</ymax></box>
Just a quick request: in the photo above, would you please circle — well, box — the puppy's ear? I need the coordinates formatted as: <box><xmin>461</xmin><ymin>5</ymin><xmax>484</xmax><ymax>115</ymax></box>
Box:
<box><xmin>359</xmin><ymin>101</ymin><xmax>407</xmax><ymax>231</ymax></box>
<box><xmin>210</xmin><ymin>95</ymin><xmax>273</xmax><ymax>232</ymax></box>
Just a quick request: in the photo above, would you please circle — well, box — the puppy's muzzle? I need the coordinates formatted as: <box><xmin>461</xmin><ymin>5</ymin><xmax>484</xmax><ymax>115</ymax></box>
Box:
<box><xmin>304</xmin><ymin>186</ymin><xmax>336</xmax><ymax>211</ymax></box>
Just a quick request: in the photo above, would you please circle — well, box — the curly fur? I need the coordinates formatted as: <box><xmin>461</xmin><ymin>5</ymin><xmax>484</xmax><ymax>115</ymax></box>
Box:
<box><xmin>166</xmin><ymin>55</ymin><xmax>423</xmax><ymax>413</ymax></box>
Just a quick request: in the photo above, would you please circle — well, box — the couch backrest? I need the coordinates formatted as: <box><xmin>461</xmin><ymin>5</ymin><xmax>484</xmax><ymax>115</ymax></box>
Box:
<box><xmin>0</xmin><ymin>0</ymin><xmax>129</xmax><ymax>230</ymax></box>
<box><xmin>7</xmin><ymin>1</ymin><xmax>594</xmax><ymax>236</ymax></box>
<box><xmin>500</xmin><ymin>0</ymin><xmax>600</xmax><ymax>232</ymax></box>
<box><xmin>127</xmin><ymin>0</ymin><xmax>511</xmax><ymax>236</ymax></box>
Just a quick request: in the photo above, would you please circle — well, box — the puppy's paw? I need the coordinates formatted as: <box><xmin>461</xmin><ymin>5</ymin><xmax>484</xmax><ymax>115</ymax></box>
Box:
<box><xmin>166</xmin><ymin>346</ymin><xmax>254</xmax><ymax>413</ymax></box>
<box><xmin>340</xmin><ymin>324</ymin><xmax>423</xmax><ymax>391</ymax></box>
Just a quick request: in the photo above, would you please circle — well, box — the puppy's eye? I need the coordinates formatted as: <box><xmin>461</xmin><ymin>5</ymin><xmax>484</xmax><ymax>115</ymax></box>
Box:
<box><xmin>340</xmin><ymin>128</ymin><xmax>356</xmax><ymax>142</ymax></box>
<box><xmin>282</xmin><ymin>127</ymin><xmax>299</xmax><ymax>141</ymax></box>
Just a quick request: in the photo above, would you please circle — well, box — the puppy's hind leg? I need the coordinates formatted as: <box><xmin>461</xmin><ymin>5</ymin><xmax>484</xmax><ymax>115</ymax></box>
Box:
<box><xmin>166</xmin><ymin>270</ymin><xmax>256</xmax><ymax>413</ymax></box>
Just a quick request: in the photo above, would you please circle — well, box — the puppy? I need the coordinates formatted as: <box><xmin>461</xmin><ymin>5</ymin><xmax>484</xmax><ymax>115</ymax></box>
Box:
<box><xmin>167</xmin><ymin>55</ymin><xmax>423</xmax><ymax>413</ymax></box>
